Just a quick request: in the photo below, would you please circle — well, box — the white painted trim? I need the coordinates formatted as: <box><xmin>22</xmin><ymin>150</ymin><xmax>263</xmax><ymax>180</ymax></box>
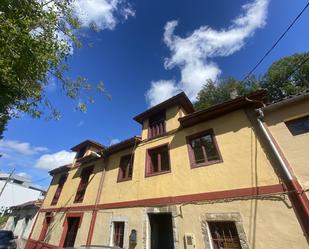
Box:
<box><xmin>109</xmin><ymin>216</ymin><xmax>129</xmax><ymax>249</ymax></box>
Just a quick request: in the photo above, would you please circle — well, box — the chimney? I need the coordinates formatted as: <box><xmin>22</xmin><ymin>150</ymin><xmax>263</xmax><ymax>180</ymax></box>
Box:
<box><xmin>230</xmin><ymin>89</ymin><xmax>238</xmax><ymax>99</ymax></box>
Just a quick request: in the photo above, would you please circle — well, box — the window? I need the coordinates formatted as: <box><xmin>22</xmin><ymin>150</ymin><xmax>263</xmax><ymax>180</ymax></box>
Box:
<box><xmin>208</xmin><ymin>221</ymin><xmax>241</xmax><ymax>249</ymax></box>
<box><xmin>285</xmin><ymin>115</ymin><xmax>309</xmax><ymax>136</ymax></box>
<box><xmin>187</xmin><ymin>129</ymin><xmax>222</xmax><ymax>168</ymax></box>
<box><xmin>76</xmin><ymin>146</ymin><xmax>87</xmax><ymax>159</ymax></box>
<box><xmin>113</xmin><ymin>222</ymin><xmax>125</xmax><ymax>248</ymax></box>
<box><xmin>51</xmin><ymin>174</ymin><xmax>67</xmax><ymax>205</ymax></box>
<box><xmin>63</xmin><ymin>217</ymin><xmax>80</xmax><ymax>248</ymax></box>
<box><xmin>146</xmin><ymin>144</ymin><xmax>170</xmax><ymax>176</ymax></box>
<box><xmin>74</xmin><ymin>166</ymin><xmax>93</xmax><ymax>203</ymax></box>
<box><xmin>148</xmin><ymin>111</ymin><xmax>166</xmax><ymax>139</ymax></box>
<box><xmin>39</xmin><ymin>213</ymin><xmax>53</xmax><ymax>242</ymax></box>
<box><xmin>118</xmin><ymin>154</ymin><xmax>134</xmax><ymax>182</ymax></box>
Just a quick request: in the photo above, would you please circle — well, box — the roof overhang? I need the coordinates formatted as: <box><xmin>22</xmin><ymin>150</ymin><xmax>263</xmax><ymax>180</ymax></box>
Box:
<box><xmin>48</xmin><ymin>164</ymin><xmax>71</xmax><ymax>176</ymax></box>
<box><xmin>179</xmin><ymin>90</ymin><xmax>266</xmax><ymax>128</ymax></box>
<box><xmin>104</xmin><ymin>136</ymin><xmax>141</xmax><ymax>156</ymax></box>
<box><xmin>70</xmin><ymin>140</ymin><xmax>105</xmax><ymax>152</ymax></box>
<box><xmin>133</xmin><ymin>92</ymin><xmax>195</xmax><ymax>124</ymax></box>
<box><xmin>262</xmin><ymin>88</ymin><xmax>309</xmax><ymax>113</ymax></box>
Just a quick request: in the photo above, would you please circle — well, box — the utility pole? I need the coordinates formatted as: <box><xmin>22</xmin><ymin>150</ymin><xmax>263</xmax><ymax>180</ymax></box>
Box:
<box><xmin>0</xmin><ymin>168</ymin><xmax>15</xmax><ymax>198</ymax></box>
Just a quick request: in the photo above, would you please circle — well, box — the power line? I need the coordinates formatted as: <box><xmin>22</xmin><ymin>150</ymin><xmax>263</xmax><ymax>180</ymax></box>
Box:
<box><xmin>242</xmin><ymin>1</ymin><xmax>309</xmax><ymax>81</ymax></box>
<box><xmin>32</xmin><ymin>175</ymin><xmax>51</xmax><ymax>183</ymax></box>
<box><xmin>283</xmin><ymin>55</ymin><xmax>309</xmax><ymax>82</ymax></box>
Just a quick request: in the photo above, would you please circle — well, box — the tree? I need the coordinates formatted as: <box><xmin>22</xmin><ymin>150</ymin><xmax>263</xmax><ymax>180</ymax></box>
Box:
<box><xmin>261</xmin><ymin>52</ymin><xmax>309</xmax><ymax>102</ymax></box>
<box><xmin>195</xmin><ymin>76</ymin><xmax>260</xmax><ymax>110</ymax></box>
<box><xmin>0</xmin><ymin>0</ymin><xmax>107</xmax><ymax>137</ymax></box>
<box><xmin>195</xmin><ymin>52</ymin><xmax>309</xmax><ymax>110</ymax></box>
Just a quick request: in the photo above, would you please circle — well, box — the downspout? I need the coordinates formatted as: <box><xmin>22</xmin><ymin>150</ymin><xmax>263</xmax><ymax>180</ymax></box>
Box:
<box><xmin>256</xmin><ymin>107</ymin><xmax>309</xmax><ymax>239</ymax></box>
<box><xmin>86</xmin><ymin>158</ymin><xmax>106</xmax><ymax>246</ymax></box>
<box><xmin>256</xmin><ymin>108</ymin><xmax>293</xmax><ymax>180</ymax></box>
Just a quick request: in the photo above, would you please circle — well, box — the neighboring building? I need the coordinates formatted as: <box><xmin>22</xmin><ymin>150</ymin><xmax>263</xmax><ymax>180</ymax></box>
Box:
<box><xmin>262</xmin><ymin>89</ymin><xmax>309</xmax><ymax>235</ymax></box>
<box><xmin>25</xmin><ymin>91</ymin><xmax>309</xmax><ymax>249</ymax></box>
<box><xmin>0</xmin><ymin>173</ymin><xmax>45</xmax><ymax>214</ymax></box>
<box><xmin>4</xmin><ymin>200</ymin><xmax>42</xmax><ymax>249</ymax></box>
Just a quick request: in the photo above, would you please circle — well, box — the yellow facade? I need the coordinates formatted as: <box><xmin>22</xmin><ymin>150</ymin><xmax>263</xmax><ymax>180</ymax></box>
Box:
<box><xmin>28</xmin><ymin>93</ymin><xmax>308</xmax><ymax>249</ymax></box>
<box><xmin>264</xmin><ymin>97</ymin><xmax>309</xmax><ymax>198</ymax></box>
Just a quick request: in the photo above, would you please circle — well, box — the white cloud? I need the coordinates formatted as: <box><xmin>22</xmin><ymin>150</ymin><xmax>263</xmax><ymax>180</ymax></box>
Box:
<box><xmin>146</xmin><ymin>0</ymin><xmax>269</xmax><ymax>106</ymax></box>
<box><xmin>145</xmin><ymin>80</ymin><xmax>180</xmax><ymax>107</ymax></box>
<box><xmin>109</xmin><ymin>138</ymin><xmax>120</xmax><ymax>145</ymax></box>
<box><xmin>17</xmin><ymin>172</ymin><xmax>32</xmax><ymax>180</ymax></box>
<box><xmin>0</xmin><ymin>139</ymin><xmax>48</xmax><ymax>156</ymax></box>
<box><xmin>35</xmin><ymin>150</ymin><xmax>76</xmax><ymax>170</ymax></box>
<box><xmin>73</xmin><ymin>0</ymin><xmax>135</xmax><ymax>30</ymax></box>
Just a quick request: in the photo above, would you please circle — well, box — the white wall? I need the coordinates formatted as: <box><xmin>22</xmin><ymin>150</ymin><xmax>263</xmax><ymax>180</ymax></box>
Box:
<box><xmin>0</xmin><ymin>181</ymin><xmax>43</xmax><ymax>211</ymax></box>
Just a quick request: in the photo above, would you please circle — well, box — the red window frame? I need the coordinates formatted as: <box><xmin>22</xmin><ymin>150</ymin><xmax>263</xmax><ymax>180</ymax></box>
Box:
<box><xmin>113</xmin><ymin>222</ymin><xmax>125</xmax><ymax>248</ymax></box>
<box><xmin>145</xmin><ymin>143</ymin><xmax>171</xmax><ymax>177</ymax></box>
<box><xmin>38</xmin><ymin>212</ymin><xmax>53</xmax><ymax>242</ymax></box>
<box><xmin>59</xmin><ymin>212</ymin><xmax>83</xmax><ymax>248</ymax></box>
<box><xmin>117</xmin><ymin>154</ymin><xmax>134</xmax><ymax>182</ymax></box>
<box><xmin>148</xmin><ymin>111</ymin><xmax>166</xmax><ymax>139</ymax></box>
<box><xmin>74</xmin><ymin>166</ymin><xmax>94</xmax><ymax>203</ymax></box>
<box><xmin>186</xmin><ymin>129</ymin><xmax>222</xmax><ymax>168</ymax></box>
<box><xmin>208</xmin><ymin>221</ymin><xmax>241</xmax><ymax>249</ymax></box>
<box><xmin>51</xmin><ymin>174</ymin><xmax>67</xmax><ymax>205</ymax></box>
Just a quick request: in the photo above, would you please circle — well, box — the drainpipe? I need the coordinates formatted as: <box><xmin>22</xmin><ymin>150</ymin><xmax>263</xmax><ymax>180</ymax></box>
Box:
<box><xmin>256</xmin><ymin>108</ymin><xmax>309</xmax><ymax>239</ymax></box>
<box><xmin>86</xmin><ymin>159</ymin><xmax>106</xmax><ymax>246</ymax></box>
<box><xmin>256</xmin><ymin>109</ymin><xmax>293</xmax><ymax>180</ymax></box>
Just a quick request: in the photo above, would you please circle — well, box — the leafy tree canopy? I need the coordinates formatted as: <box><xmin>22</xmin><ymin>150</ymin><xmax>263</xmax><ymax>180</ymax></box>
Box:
<box><xmin>195</xmin><ymin>52</ymin><xmax>309</xmax><ymax>110</ymax></box>
<box><xmin>0</xmin><ymin>0</ymin><xmax>107</xmax><ymax>137</ymax></box>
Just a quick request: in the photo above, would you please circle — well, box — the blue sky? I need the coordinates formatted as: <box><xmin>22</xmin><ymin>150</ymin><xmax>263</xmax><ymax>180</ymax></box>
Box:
<box><xmin>1</xmin><ymin>0</ymin><xmax>308</xmax><ymax>189</ymax></box>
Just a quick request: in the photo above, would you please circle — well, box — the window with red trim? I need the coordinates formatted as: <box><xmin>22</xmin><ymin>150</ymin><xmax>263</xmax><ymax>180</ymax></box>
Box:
<box><xmin>74</xmin><ymin>166</ymin><xmax>93</xmax><ymax>203</ymax></box>
<box><xmin>63</xmin><ymin>217</ymin><xmax>80</xmax><ymax>248</ymax></box>
<box><xmin>113</xmin><ymin>222</ymin><xmax>125</xmax><ymax>248</ymax></box>
<box><xmin>51</xmin><ymin>174</ymin><xmax>67</xmax><ymax>205</ymax></box>
<box><xmin>187</xmin><ymin>130</ymin><xmax>222</xmax><ymax>168</ymax></box>
<box><xmin>39</xmin><ymin>213</ymin><xmax>53</xmax><ymax>241</ymax></box>
<box><xmin>208</xmin><ymin>221</ymin><xmax>241</xmax><ymax>249</ymax></box>
<box><xmin>148</xmin><ymin>111</ymin><xmax>166</xmax><ymax>139</ymax></box>
<box><xmin>118</xmin><ymin>154</ymin><xmax>134</xmax><ymax>182</ymax></box>
<box><xmin>146</xmin><ymin>144</ymin><xmax>170</xmax><ymax>176</ymax></box>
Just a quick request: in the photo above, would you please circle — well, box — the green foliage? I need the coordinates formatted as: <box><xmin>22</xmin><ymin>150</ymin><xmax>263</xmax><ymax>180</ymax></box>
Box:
<box><xmin>0</xmin><ymin>216</ymin><xmax>8</xmax><ymax>226</ymax></box>
<box><xmin>0</xmin><ymin>0</ymin><xmax>107</xmax><ymax>137</ymax></box>
<box><xmin>195</xmin><ymin>76</ymin><xmax>260</xmax><ymax>110</ymax></box>
<box><xmin>195</xmin><ymin>52</ymin><xmax>309</xmax><ymax>110</ymax></box>
<box><xmin>261</xmin><ymin>52</ymin><xmax>309</xmax><ymax>102</ymax></box>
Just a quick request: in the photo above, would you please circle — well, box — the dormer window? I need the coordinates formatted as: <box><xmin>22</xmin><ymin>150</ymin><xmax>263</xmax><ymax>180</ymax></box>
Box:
<box><xmin>76</xmin><ymin>146</ymin><xmax>87</xmax><ymax>159</ymax></box>
<box><xmin>148</xmin><ymin>111</ymin><xmax>166</xmax><ymax>139</ymax></box>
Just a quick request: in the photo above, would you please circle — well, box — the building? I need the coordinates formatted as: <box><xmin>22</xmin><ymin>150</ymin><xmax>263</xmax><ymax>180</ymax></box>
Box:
<box><xmin>25</xmin><ymin>91</ymin><xmax>309</xmax><ymax>249</ymax></box>
<box><xmin>262</xmin><ymin>89</ymin><xmax>309</xmax><ymax>236</ymax></box>
<box><xmin>4</xmin><ymin>200</ymin><xmax>42</xmax><ymax>249</ymax></box>
<box><xmin>0</xmin><ymin>173</ymin><xmax>45</xmax><ymax>214</ymax></box>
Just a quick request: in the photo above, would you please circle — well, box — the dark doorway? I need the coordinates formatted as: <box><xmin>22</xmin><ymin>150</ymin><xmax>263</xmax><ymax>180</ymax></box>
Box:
<box><xmin>63</xmin><ymin>217</ymin><xmax>80</xmax><ymax>247</ymax></box>
<box><xmin>149</xmin><ymin>213</ymin><xmax>174</xmax><ymax>249</ymax></box>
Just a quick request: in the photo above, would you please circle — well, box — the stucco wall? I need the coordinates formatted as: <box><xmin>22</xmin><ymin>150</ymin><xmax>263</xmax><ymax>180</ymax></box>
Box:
<box><xmin>264</xmin><ymin>98</ymin><xmax>309</xmax><ymax>196</ymax></box>
<box><xmin>100</xmin><ymin>109</ymin><xmax>279</xmax><ymax>204</ymax></box>
<box><xmin>30</xmin><ymin>211</ymin><xmax>92</xmax><ymax>247</ymax></box>
<box><xmin>43</xmin><ymin>159</ymin><xmax>104</xmax><ymax>209</ymax></box>
<box><xmin>87</xmin><ymin>197</ymin><xmax>306</xmax><ymax>249</ymax></box>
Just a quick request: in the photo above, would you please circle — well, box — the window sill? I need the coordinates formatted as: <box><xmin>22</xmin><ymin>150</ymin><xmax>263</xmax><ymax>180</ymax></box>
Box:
<box><xmin>190</xmin><ymin>160</ymin><xmax>223</xmax><ymax>169</ymax></box>
<box><xmin>117</xmin><ymin>177</ymin><xmax>132</xmax><ymax>183</ymax></box>
<box><xmin>147</xmin><ymin>132</ymin><xmax>168</xmax><ymax>141</ymax></box>
<box><xmin>145</xmin><ymin>170</ymin><xmax>171</xmax><ymax>178</ymax></box>
<box><xmin>73</xmin><ymin>200</ymin><xmax>84</xmax><ymax>204</ymax></box>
